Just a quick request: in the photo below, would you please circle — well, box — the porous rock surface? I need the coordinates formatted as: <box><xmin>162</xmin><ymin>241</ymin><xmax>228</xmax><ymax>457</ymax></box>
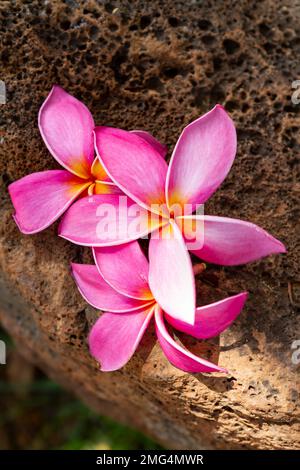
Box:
<box><xmin>0</xmin><ymin>0</ymin><xmax>299</xmax><ymax>449</ymax></box>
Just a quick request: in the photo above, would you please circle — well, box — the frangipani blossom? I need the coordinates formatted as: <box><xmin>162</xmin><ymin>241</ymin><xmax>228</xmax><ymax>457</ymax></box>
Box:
<box><xmin>71</xmin><ymin>241</ymin><xmax>248</xmax><ymax>373</ymax></box>
<box><xmin>8</xmin><ymin>86</ymin><xmax>166</xmax><ymax>234</ymax></box>
<box><xmin>60</xmin><ymin>105</ymin><xmax>285</xmax><ymax>326</ymax></box>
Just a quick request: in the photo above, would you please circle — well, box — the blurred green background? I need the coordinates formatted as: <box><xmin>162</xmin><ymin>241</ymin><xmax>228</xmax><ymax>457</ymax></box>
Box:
<box><xmin>0</xmin><ymin>328</ymin><xmax>161</xmax><ymax>450</ymax></box>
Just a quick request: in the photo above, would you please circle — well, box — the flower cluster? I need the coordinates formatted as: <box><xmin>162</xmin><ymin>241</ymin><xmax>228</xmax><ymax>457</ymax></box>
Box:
<box><xmin>9</xmin><ymin>86</ymin><xmax>286</xmax><ymax>373</ymax></box>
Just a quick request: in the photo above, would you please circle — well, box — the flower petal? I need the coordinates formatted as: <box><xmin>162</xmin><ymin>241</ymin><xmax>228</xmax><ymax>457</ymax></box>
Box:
<box><xmin>148</xmin><ymin>219</ymin><xmax>195</xmax><ymax>325</ymax></box>
<box><xmin>155</xmin><ymin>306</ymin><xmax>227</xmax><ymax>373</ymax></box>
<box><xmin>93</xmin><ymin>181</ymin><xmax>123</xmax><ymax>195</ymax></box>
<box><xmin>166</xmin><ymin>105</ymin><xmax>237</xmax><ymax>213</ymax></box>
<box><xmin>71</xmin><ymin>263</ymin><xmax>152</xmax><ymax>312</ymax></box>
<box><xmin>87</xmin><ymin>181</ymin><xmax>123</xmax><ymax>196</ymax></box>
<box><xmin>59</xmin><ymin>194</ymin><xmax>166</xmax><ymax>247</ymax></box>
<box><xmin>94</xmin><ymin>127</ymin><xmax>168</xmax><ymax>215</ymax></box>
<box><xmin>130</xmin><ymin>130</ymin><xmax>168</xmax><ymax>159</ymax></box>
<box><xmin>182</xmin><ymin>215</ymin><xmax>286</xmax><ymax>265</ymax></box>
<box><xmin>165</xmin><ymin>292</ymin><xmax>248</xmax><ymax>340</ymax></box>
<box><xmin>8</xmin><ymin>170</ymin><xmax>90</xmax><ymax>234</ymax></box>
<box><xmin>91</xmin><ymin>157</ymin><xmax>111</xmax><ymax>182</ymax></box>
<box><xmin>89</xmin><ymin>306</ymin><xmax>154</xmax><ymax>371</ymax></box>
<box><xmin>93</xmin><ymin>242</ymin><xmax>153</xmax><ymax>300</ymax></box>
<box><xmin>39</xmin><ymin>85</ymin><xmax>94</xmax><ymax>179</ymax></box>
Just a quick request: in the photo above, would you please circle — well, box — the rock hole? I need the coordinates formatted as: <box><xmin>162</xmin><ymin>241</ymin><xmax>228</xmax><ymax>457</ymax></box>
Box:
<box><xmin>140</xmin><ymin>15</ymin><xmax>151</xmax><ymax>29</ymax></box>
<box><xmin>168</xmin><ymin>17</ymin><xmax>179</xmax><ymax>27</ymax></box>
<box><xmin>198</xmin><ymin>19</ymin><xmax>212</xmax><ymax>30</ymax></box>
<box><xmin>223</xmin><ymin>38</ymin><xmax>240</xmax><ymax>55</ymax></box>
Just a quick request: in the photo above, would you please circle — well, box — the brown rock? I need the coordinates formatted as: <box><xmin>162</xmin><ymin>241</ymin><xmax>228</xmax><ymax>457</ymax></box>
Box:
<box><xmin>0</xmin><ymin>0</ymin><xmax>299</xmax><ymax>449</ymax></box>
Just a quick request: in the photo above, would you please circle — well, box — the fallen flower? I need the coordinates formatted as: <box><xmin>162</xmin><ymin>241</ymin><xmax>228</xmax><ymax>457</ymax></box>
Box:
<box><xmin>71</xmin><ymin>241</ymin><xmax>248</xmax><ymax>373</ymax></box>
<box><xmin>60</xmin><ymin>105</ymin><xmax>285</xmax><ymax>325</ymax></box>
<box><xmin>8</xmin><ymin>86</ymin><xmax>166</xmax><ymax>234</ymax></box>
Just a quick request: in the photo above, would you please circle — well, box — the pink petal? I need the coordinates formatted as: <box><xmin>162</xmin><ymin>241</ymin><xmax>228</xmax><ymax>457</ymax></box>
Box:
<box><xmin>89</xmin><ymin>307</ymin><xmax>154</xmax><ymax>371</ymax></box>
<box><xmin>94</xmin><ymin>127</ymin><xmax>168</xmax><ymax>214</ymax></box>
<box><xmin>130</xmin><ymin>130</ymin><xmax>168</xmax><ymax>159</ymax></box>
<box><xmin>182</xmin><ymin>215</ymin><xmax>286</xmax><ymax>265</ymax></box>
<box><xmin>71</xmin><ymin>263</ymin><xmax>153</xmax><ymax>312</ymax></box>
<box><xmin>93</xmin><ymin>181</ymin><xmax>123</xmax><ymax>195</ymax></box>
<box><xmin>93</xmin><ymin>242</ymin><xmax>153</xmax><ymax>300</ymax></box>
<box><xmin>88</xmin><ymin>181</ymin><xmax>123</xmax><ymax>196</ymax></box>
<box><xmin>39</xmin><ymin>86</ymin><xmax>94</xmax><ymax>179</ymax></box>
<box><xmin>148</xmin><ymin>220</ymin><xmax>196</xmax><ymax>325</ymax></box>
<box><xmin>166</xmin><ymin>105</ymin><xmax>237</xmax><ymax>213</ymax></box>
<box><xmin>91</xmin><ymin>157</ymin><xmax>111</xmax><ymax>182</ymax></box>
<box><xmin>155</xmin><ymin>306</ymin><xmax>227</xmax><ymax>373</ymax></box>
<box><xmin>165</xmin><ymin>292</ymin><xmax>248</xmax><ymax>340</ymax></box>
<box><xmin>8</xmin><ymin>170</ymin><xmax>90</xmax><ymax>234</ymax></box>
<box><xmin>59</xmin><ymin>194</ymin><xmax>167</xmax><ymax>246</ymax></box>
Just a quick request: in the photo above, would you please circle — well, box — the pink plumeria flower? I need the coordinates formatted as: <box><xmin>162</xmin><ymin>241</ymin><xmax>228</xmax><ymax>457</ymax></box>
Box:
<box><xmin>60</xmin><ymin>105</ymin><xmax>285</xmax><ymax>325</ymax></box>
<box><xmin>8</xmin><ymin>86</ymin><xmax>166</xmax><ymax>234</ymax></box>
<box><xmin>71</xmin><ymin>241</ymin><xmax>248</xmax><ymax>373</ymax></box>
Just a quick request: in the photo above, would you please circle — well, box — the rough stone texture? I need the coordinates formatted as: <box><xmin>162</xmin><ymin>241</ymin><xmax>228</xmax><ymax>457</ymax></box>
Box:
<box><xmin>0</xmin><ymin>0</ymin><xmax>299</xmax><ymax>449</ymax></box>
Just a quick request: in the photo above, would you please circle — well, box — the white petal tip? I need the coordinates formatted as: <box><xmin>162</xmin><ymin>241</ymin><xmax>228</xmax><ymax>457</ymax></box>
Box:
<box><xmin>179</xmin><ymin>307</ymin><xmax>196</xmax><ymax>326</ymax></box>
